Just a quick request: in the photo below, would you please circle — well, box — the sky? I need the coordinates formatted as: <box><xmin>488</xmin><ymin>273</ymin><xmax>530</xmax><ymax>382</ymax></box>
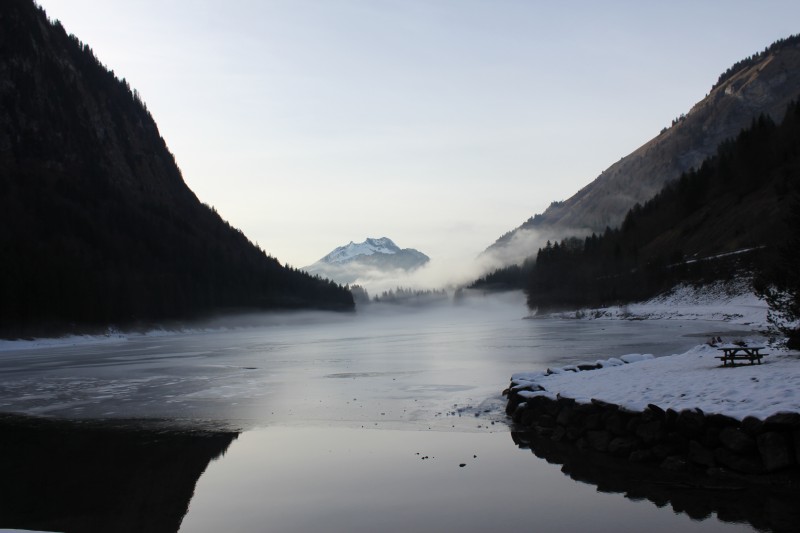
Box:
<box><xmin>36</xmin><ymin>0</ymin><xmax>800</xmax><ymax>286</ymax></box>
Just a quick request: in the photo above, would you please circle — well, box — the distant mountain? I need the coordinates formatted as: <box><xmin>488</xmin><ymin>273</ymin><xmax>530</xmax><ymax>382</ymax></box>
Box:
<box><xmin>485</xmin><ymin>34</ymin><xmax>800</xmax><ymax>266</ymax></box>
<box><xmin>304</xmin><ymin>237</ymin><xmax>430</xmax><ymax>284</ymax></box>
<box><xmin>0</xmin><ymin>0</ymin><xmax>353</xmax><ymax>336</ymax></box>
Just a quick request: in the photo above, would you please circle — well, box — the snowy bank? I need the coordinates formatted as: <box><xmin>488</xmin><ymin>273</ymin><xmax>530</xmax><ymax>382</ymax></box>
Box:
<box><xmin>544</xmin><ymin>279</ymin><xmax>770</xmax><ymax>330</ymax></box>
<box><xmin>506</xmin><ymin>344</ymin><xmax>800</xmax><ymax>477</ymax></box>
<box><xmin>0</xmin><ymin>530</ymin><xmax>63</xmax><ymax>532</ymax></box>
<box><xmin>0</xmin><ymin>328</ymin><xmax>194</xmax><ymax>352</ymax></box>
<box><xmin>511</xmin><ymin>344</ymin><xmax>800</xmax><ymax>420</ymax></box>
<box><xmin>0</xmin><ymin>333</ymin><xmax>130</xmax><ymax>352</ymax></box>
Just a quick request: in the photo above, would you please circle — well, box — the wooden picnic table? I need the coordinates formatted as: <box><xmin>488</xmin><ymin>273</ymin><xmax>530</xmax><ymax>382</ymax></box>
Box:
<box><xmin>716</xmin><ymin>345</ymin><xmax>768</xmax><ymax>366</ymax></box>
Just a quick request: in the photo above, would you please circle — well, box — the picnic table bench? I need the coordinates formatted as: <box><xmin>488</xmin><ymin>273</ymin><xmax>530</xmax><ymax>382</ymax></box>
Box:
<box><xmin>716</xmin><ymin>345</ymin><xmax>768</xmax><ymax>366</ymax></box>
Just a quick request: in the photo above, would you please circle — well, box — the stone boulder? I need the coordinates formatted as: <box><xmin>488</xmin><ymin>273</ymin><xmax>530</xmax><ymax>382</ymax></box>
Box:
<box><xmin>719</xmin><ymin>427</ymin><xmax>756</xmax><ymax>454</ymax></box>
<box><xmin>757</xmin><ymin>431</ymin><xmax>794</xmax><ymax>472</ymax></box>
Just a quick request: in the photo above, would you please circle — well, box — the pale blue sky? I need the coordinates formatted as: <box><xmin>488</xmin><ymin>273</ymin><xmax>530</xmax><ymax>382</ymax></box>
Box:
<box><xmin>38</xmin><ymin>0</ymin><xmax>800</xmax><ymax>281</ymax></box>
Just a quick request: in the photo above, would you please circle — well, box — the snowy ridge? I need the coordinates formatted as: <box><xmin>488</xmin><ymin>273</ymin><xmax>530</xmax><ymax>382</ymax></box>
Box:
<box><xmin>321</xmin><ymin>237</ymin><xmax>400</xmax><ymax>264</ymax></box>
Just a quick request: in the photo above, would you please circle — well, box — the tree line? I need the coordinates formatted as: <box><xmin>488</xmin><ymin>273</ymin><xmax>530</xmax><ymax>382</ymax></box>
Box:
<box><xmin>711</xmin><ymin>34</ymin><xmax>800</xmax><ymax>92</ymax></box>
<box><xmin>523</xmin><ymin>99</ymin><xmax>800</xmax><ymax>343</ymax></box>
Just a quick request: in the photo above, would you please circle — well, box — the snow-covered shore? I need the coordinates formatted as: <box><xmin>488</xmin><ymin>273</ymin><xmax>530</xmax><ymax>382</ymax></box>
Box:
<box><xmin>511</xmin><ymin>343</ymin><xmax>800</xmax><ymax>421</ymax></box>
<box><xmin>514</xmin><ymin>278</ymin><xmax>800</xmax><ymax>421</ymax></box>
<box><xmin>0</xmin><ymin>333</ymin><xmax>130</xmax><ymax>352</ymax></box>
<box><xmin>543</xmin><ymin>280</ymin><xmax>770</xmax><ymax>330</ymax></box>
<box><xmin>0</xmin><ymin>329</ymin><xmax>187</xmax><ymax>352</ymax></box>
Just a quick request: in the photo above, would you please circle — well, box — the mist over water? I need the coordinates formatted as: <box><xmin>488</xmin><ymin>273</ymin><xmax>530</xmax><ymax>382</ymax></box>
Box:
<box><xmin>0</xmin><ymin>293</ymin><xmax>751</xmax><ymax>430</ymax></box>
<box><xmin>0</xmin><ymin>293</ymin><xmax>765</xmax><ymax>532</ymax></box>
<box><xmin>340</xmin><ymin>225</ymin><xmax>594</xmax><ymax>295</ymax></box>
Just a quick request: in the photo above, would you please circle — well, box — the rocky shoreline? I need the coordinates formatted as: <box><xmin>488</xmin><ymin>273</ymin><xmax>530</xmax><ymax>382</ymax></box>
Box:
<box><xmin>505</xmin><ymin>362</ymin><xmax>800</xmax><ymax>481</ymax></box>
<box><xmin>510</xmin><ymin>430</ymin><xmax>800</xmax><ymax>531</ymax></box>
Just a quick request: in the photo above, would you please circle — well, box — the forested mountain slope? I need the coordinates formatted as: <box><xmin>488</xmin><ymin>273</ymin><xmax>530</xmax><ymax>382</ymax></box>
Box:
<box><xmin>486</xmin><ymin>35</ymin><xmax>800</xmax><ymax>266</ymax></box>
<box><xmin>525</xmin><ymin>100</ymin><xmax>800</xmax><ymax>312</ymax></box>
<box><xmin>0</xmin><ymin>0</ymin><xmax>353</xmax><ymax>336</ymax></box>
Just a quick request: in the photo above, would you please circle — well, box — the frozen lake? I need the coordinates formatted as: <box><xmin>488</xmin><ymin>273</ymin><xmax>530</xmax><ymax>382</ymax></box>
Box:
<box><xmin>0</xmin><ymin>294</ymin><xmax>766</xmax><ymax>531</ymax></box>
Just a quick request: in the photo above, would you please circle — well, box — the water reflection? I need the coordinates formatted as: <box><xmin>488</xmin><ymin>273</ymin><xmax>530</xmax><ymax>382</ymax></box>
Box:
<box><xmin>511</xmin><ymin>431</ymin><xmax>800</xmax><ymax>532</ymax></box>
<box><xmin>180</xmin><ymin>426</ymin><xmax>751</xmax><ymax>533</ymax></box>
<box><xmin>0</xmin><ymin>414</ymin><xmax>237</xmax><ymax>533</ymax></box>
<box><xmin>0</xmin><ymin>416</ymin><xmax>761</xmax><ymax>533</ymax></box>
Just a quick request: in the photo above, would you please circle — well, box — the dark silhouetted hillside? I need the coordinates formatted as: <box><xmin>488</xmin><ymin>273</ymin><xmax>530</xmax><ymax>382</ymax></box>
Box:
<box><xmin>0</xmin><ymin>0</ymin><xmax>353</xmax><ymax>336</ymax></box>
<box><xmin>0</xmin><ymin>415</ymin><xmax>238</xmax><ymax>533</ymax></box>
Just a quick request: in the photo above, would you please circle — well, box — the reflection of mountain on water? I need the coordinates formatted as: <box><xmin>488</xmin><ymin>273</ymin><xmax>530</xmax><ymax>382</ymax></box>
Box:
<box><xmin>0</xmin><ymin>414</ymin><xmax>238</xmax><ymax>533</ymax></box>
<box><xmin>512</xmin><ymin>431</ymin><xmax>800</xmax><ymax>532</ymax></box>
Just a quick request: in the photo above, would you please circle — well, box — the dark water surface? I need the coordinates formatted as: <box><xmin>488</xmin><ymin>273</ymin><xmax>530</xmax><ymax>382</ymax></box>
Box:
<box><xmin>179</xmin><ymin>426</ymin><xmax>760</xmax><ymax>533</ymax></box>
<box><xmin>0</xmin><ymin>295</ymin><xmax>771</xmax><ymax>531</ymax></box>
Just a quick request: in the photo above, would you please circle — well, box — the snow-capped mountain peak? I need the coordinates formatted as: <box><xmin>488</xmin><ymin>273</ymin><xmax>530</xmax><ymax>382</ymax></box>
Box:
<box><xmin>322</xmin><ymin>237</ymin><xmax>401</xmax><ymax>264</ymax></box>
<box><xmin>304</xmin><ymin>237</ymin><xmax>430</xmax><ymax>285</ymax></box>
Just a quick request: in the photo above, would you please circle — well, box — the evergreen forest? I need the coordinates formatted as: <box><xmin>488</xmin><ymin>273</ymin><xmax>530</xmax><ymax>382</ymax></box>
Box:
<box><xmin>0</xmin><ymin>0</ymin><xmax>353</xmax><ymax>337</ymax></box>
<box><xmin>523</xmin><ymin>99</ymin><xmax>800</xmax><ymax>320</ymax></box>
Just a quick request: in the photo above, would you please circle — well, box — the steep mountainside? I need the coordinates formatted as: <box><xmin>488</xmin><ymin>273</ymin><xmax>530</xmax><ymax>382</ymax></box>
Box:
<box><xmin>304</xmin><ymin>237</ymin><xmax>429</xmax><ymax>285</ymax></box>
<box><xmin>486</xmin><ymin>35</ymin><xmax>800</xmax><ymax>266</ymax></box>
<box><xmin>0</xmin><ymin>0</ymin><xmax>353</xmax><ymax>336</ymax></box>
<box><xmin>525</xmin><ymin>100</ymin><xmax>800</xmax><ymax>312</ymax></box>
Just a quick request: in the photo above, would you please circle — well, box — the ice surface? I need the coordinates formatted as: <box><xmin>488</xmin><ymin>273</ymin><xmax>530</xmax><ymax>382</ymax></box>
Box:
<box><xmin>0</xmin><ymin>285</ymin><xmax>785</xmax><ymax>429</ymax></box>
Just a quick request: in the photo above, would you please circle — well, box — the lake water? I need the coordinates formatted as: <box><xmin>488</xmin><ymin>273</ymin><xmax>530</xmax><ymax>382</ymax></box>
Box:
<box><xmin>0</xmin><ymin>294</ymin><xmax>769</xmax><ymax>532</ymax></box>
